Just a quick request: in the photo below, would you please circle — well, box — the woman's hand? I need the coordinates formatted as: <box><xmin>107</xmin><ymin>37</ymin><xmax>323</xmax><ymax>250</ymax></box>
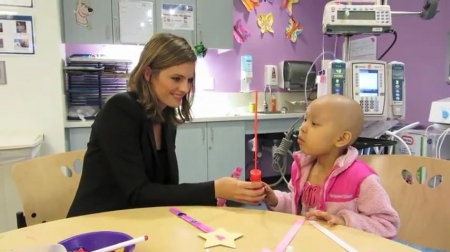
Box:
<box><xmin>214</xmin><ymin>177</ymin><xmax>266</xmax><ymax>205</ymax></box>
<box><xmin>306</xmin><ymin>210</ymin><xmax>345</xmax><ymax>226</ymax></box>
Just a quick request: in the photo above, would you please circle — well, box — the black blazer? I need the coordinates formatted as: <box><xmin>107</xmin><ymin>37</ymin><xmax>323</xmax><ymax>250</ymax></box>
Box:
<box><xmin>67</xmin><ymin>92</ymin><xmax>216</xmax><ymax>217</ymax></box>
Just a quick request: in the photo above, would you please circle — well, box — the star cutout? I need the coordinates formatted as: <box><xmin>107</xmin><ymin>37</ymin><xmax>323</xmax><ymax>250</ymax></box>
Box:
<box><xmin>198</xmin><ymin>228</ymin><xmax>244</xmax><ymax>249</ymax></box>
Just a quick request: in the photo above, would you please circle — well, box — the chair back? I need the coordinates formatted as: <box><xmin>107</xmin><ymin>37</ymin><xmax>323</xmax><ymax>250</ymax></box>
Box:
<box><xmin>358</xmin><ymin>154</ymin><xmax>450</xmax><ymax>251</ymax></box>
<box><xmin>12</xmin><ymin>150</ymin><xmax>85</xmax><ymax>226</ymax></box>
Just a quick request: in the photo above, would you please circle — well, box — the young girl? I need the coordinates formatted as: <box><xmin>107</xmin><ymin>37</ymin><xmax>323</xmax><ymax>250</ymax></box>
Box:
<box><xmin>263</xmin><ymin>94</ymin><xmax>400</xmax><ymax>239</ymax></box>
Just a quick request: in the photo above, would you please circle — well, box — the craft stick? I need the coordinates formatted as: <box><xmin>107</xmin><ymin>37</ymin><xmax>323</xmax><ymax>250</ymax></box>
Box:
<box><xmin>91</xmin><ymin>236</ymin><xmax>148</xmax><ymax>252</ymax></box>
<box><xmin>309</xmin><ymin>221</ymin><xmax>358</xmax><ymax>252</ymax></box>
<box><xmin>273</xmin><ymin>219</ymin><xmax>304</xmax><ymax>252</ymax></box>
<box><xmin>169</xmin><ymin>207</ymin><xmax>215</xmax><ymax>233</ymax></box>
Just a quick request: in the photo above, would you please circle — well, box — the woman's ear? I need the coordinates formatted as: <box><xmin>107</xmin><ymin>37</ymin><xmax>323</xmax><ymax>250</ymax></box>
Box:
<box><xmin>144</xmin><ymin>67</ymin><xmax>152</xmax><ymax>82</ymax></box>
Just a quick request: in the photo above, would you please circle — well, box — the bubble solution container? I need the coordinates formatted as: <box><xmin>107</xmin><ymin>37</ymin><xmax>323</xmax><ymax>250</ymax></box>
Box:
<box><xmin>58</xmin><ymin>231</ymin><xmax>135</xmax><ymax>252</ymax></box>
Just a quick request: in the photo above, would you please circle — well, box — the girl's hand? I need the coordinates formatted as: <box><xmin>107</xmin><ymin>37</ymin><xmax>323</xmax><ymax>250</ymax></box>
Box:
<box><xmin>214</xmin><ymin>177</ymin><xmax>266</xmax><ymax>205</ymax></box>
<box><xmin>306</xmin><ymin>210</ymin><xmax>345</xmax><ymax>226</ymax></box>
<box><xmin>262</xmin><ymin>183</ymin><xmax>278</xmax><ymax>207</ymax></box>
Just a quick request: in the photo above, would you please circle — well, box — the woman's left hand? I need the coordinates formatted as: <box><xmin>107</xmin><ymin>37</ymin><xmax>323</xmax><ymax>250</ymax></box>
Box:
<box><xmin>306</xmin><ymin>210</ymin><xmax>345</xmax><ymax>226</ymax></box>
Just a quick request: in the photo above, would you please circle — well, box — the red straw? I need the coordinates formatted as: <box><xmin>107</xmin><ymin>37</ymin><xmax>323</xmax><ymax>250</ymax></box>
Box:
<box><xmin>254</xmin><ymin>90</ymin><xmax>258</xmax><ymax>170</ymax></box>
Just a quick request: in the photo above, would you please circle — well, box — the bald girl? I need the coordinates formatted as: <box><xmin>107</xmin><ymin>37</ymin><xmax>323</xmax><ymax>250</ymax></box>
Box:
<box><xmin>297</xmin><ymin>94</ymin><xmax>364</xmax><ymax>164</ymax></box>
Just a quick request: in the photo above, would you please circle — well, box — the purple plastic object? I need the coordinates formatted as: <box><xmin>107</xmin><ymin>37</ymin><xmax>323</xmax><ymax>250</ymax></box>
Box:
<box><xmin>58</xmin><ymin>231</ymin><xmax>135</xmax><ymax>252</ymax></box>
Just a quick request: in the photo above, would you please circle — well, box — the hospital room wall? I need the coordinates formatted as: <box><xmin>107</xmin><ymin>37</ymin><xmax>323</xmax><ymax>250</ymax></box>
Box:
<box><xmin>0</xmin><ymin>1</ymin><xmax>67</xmax><ymax>155</ymax></box>
<box><xmin>335</xmin><ymin>0</ymin><xmax>450</xmax><ymax>124</ymax></box>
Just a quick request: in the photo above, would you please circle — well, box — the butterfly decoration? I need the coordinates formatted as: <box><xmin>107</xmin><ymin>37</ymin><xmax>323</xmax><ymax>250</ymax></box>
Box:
<box><xmin>257</xmin><ymin>13</ymin><xmax>274</xmax><ymax>34</ymax></box>
<box><xmin>241</xmin><ymin>0</ymin><xmax>260</xmax><ymax>12</ymax></box>
<box><xmin>280</xmin><ymin>0</ymin><xmax>299</xmax><ymax>17</ymax></box>
<box><xmin>285</xmin><ymin>17</ymin><xmax>303</xmax><ymax>42</ymax></box>
<box><xmin>233</xmin><ymin>19</ymin><xmax>251</xmax><ymax>44</ymax></box>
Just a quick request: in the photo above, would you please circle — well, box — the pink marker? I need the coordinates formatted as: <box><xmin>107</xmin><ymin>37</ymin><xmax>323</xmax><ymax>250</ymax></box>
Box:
<box><xmin>217</xmin><ymin>167</ymin><xmax>242</xmax><ymax>206</ymax></box>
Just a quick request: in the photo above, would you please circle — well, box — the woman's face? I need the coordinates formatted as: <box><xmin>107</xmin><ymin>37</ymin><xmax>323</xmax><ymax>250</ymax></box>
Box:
<box><xmin>149</xmin><ymin>62</ymin><xmax>195</xmax><ymax>109</ymax></box>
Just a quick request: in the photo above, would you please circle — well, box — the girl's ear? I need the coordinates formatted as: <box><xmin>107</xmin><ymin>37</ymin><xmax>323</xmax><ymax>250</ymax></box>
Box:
<box><xmin>144</xmin><ymin>67</ymin><xmax>152</xmax><ymax>82</ymax></box>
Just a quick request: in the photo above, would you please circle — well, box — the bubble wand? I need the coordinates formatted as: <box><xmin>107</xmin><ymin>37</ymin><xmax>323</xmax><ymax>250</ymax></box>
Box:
<box><xmin>250</xmin><ymin>90</ymin><xmax>262</xmax><ymax>183</ymax></box>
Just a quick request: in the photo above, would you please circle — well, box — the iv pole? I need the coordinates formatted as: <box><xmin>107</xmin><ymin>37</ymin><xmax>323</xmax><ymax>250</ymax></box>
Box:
<box><xmin>340</xmin><ymin>0</ymin><xmax>440</xmax><ymax>61</ymax></box>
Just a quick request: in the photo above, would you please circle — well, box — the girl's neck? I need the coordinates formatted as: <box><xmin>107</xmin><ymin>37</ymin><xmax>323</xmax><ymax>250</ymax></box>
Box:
<box><xmin>315</xmin><ymin>148</ymin><xmax>346</xmax><ymax>172</ymax></box>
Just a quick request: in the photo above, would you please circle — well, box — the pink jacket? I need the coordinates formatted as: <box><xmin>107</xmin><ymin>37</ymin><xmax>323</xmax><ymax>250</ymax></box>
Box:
<box><xmin>269</xmin><ymin>147</ymin><xmax>400</xmax><ymax>239</ymax></box>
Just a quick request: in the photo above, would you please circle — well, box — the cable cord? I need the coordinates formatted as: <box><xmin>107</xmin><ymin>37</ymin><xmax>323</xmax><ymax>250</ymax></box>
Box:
<box><xmin>384</xmin><ymin>131</ymin><xmax>412</xmax><ymax>155</ymax></box>
<box><xmin>269</xmin><ymin>115</ymin><xmax>304</xmax><ymax>188</ymax></box>
<box><xmin>304</xmin><ymin>51</ymin><xmax>336</xmax><ymax>104</ymax></box>
<box><xmin>378</xmin><ymin>30</ymin><xmax>397</xmax><ymax>60</ymax></box>
<box><xmin>437</xmin><ymin>127</ymin><xmax>450</xmax><ymax>159</ymax></box>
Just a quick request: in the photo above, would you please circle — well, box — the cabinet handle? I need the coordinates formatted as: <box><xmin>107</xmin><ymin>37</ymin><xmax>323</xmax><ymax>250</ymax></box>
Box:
<box><xmin>116</xmin><ymin>26</ymin><xmax>120</xmax><ymax>40</ymax></box>
<box><xmin>202</xmin><ymin>128</ymin><xmax>205</xmax><ymax>143</ymax></box>
<box><xmin>210</xmin><ymin>127</ymin><xmax>213</xmax><ymax>144</ymax></box>
<box><xmin>106</xmin><ymin>26</ymin><xmax>110</xmax><ymax>40</ymax></box>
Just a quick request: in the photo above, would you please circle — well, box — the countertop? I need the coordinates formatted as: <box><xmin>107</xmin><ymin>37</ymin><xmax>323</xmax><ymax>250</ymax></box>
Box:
<box><xmin>65</xmin><ymin>112</ymin><xmax>305</xmax><ymax>128</ymax></box>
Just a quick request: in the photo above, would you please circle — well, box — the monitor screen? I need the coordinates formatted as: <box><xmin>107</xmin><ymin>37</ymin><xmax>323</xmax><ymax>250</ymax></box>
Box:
<box><xmin>358</xmin><ymin>69</ymin><xmax>378</xmax><ymax>96</ymax></box>
<box><xmin>337</xmin><ymin>11</ymin><xmax>376</xmax><ymax>20</ymax></box>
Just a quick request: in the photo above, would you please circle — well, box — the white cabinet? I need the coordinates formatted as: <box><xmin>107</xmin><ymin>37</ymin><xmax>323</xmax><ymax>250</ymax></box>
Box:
<box><xmin>176</xmin><ymin>121</ymin><xmax>246</xmax><ymax>182</ymax></box>
<box><xmin>175</xmin><ymin>123</ymin><xmax>208</xmax><ymax>183</ymax></box>
<box><xmin>205</xmin><ymin>122</ymin><xmax>245</xmax><ymax>180</ymax></box>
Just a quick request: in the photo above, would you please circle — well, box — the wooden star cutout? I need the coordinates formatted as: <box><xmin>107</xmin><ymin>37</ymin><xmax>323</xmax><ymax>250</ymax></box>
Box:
<box><xmin>198</xmin><ymin>228</ymin><xmax>244</xmax><ymax>249</ymax></box>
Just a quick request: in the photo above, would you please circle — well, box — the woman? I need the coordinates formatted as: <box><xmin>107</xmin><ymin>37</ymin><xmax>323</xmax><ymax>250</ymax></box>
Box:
<box><xmin>67</xmin><ymin>33</ymin><xmax>266</xmax><ymax>217</ymax></box>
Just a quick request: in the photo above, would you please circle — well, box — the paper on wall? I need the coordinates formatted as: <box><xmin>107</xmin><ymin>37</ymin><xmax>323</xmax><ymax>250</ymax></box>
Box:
<box><xmin>161</xmin><ymin>3</ymin><xmax>194</xmax><ymax>31</ymax></box>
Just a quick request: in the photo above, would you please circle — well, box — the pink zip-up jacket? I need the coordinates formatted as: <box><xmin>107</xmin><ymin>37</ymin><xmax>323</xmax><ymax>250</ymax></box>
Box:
<box><xmin>269</xmin><ymin>147</ymin><xmax>400</xmax><ymax>239</ymax></box>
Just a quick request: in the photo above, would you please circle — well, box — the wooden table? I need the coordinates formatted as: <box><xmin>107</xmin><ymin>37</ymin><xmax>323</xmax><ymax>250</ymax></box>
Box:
<box><xmin>0</xmin><ymin>207</ymin><xmax>418</xmax><ymax>251</ymax></box>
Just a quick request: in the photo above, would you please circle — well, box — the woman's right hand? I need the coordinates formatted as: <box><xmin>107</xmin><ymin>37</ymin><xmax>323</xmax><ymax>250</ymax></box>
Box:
<box><xmin>214</xmin><ymin>177</ymin><xmax>266</xmax><ymax>205</ymax></box>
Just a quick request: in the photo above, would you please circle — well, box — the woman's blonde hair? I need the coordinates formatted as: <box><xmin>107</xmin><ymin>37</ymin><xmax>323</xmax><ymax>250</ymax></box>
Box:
<box><xmin>128</xmin><ymin>33</ymin><xmax>196</xmax><ymax>125</ymax></box>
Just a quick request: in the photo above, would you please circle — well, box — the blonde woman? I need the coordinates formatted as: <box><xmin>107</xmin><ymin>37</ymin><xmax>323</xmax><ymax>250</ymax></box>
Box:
<box><xmin>68</xmin><ymin>33</ymin><xmax>265</xmax><ymax>217</ymax></box>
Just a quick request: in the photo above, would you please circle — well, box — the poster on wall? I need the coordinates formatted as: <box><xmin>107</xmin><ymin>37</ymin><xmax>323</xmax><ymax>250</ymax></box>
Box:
<box><xmin>161</xmin><ymin>3</ymin><xmax>194</xmax><ymax>31</ymax></box>
<box><xmin>0</xmin><ymin>0</ymin><xmax>33</xmax><ymax>8</ymax></box>
<box><xmin>0</xmin><ymin>15</ymin><xmax>35</xmax><ymax>55</ymax></box>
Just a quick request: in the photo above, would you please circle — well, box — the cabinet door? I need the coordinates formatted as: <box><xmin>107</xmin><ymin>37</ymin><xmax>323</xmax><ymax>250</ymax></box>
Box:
<box><xmin>196</xmin><ymin>0</ymin><xmax>233</xmax><ymax>50</ymax></box>
<box><xmin>206</xmin><ymin>122</ymin><xmax>246</xmax><ymax>181</ymax></box>
<box><xmin>68</xmin><ymin>128</ymin><xmax>91</xmax><ymax>151</ymax></box>
<box><xmin>110</xmin><ymin>0</ymin><xmax>157</xmax><ymax>44</ymax></box>
<box><xmin>62</xmin><ymin>0</ymin><xmax>113</xmax><ymax>44</ymax></box>
<box><xmin>176</xmin><ymin>123</ymin><xmax>208</xmax><ymax>183</ymax></box>
<box><xmin>154</xmin><ymin>0</ymin><xmax>196</xmax><ymax>46</ymax></box>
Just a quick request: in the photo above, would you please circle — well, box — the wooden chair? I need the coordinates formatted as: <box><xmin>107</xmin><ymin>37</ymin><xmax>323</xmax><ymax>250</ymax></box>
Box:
<box><xmin>12</xmin><ymin>150</ymin><xmax>85</xmax><ymax>228</ymax></box>
<box><xmin>358</xmin><ymin>154</ymin><xmax>450</xmax><ymax>251</ymax></box>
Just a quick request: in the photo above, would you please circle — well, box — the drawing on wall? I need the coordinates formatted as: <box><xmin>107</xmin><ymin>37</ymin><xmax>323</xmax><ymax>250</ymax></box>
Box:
<box><xmin>257</xmin><ymin>12</ymin><xmax>274</xmax><ymax>34</ymax></box>
<box><xmin>233</xmin><ymin>19</ymin><xmax>250</xmax><ymax>44</ymax></box>
<box><xmin>241</xmin><ymin>0</ymin><xmax>259</xmax><ymax>12</ymax></box>
<box><xmin>75</xmin><ymin>0</ymin><xmax>94</xmax><ymax>29</ymax></box>
<box><xmin>285</xmin><ymin>17</ymin><xmax>303</xmax><ymax>43</ymax></box>
<box><xmin>280</xmin><ymin>0</ymin><xmax>299</xmax><ymax>17</ymax></box>
<box><xmin>0</xmin><ymin>15</ymin><xmax>35</xmax><ymax>54</ymax></box>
